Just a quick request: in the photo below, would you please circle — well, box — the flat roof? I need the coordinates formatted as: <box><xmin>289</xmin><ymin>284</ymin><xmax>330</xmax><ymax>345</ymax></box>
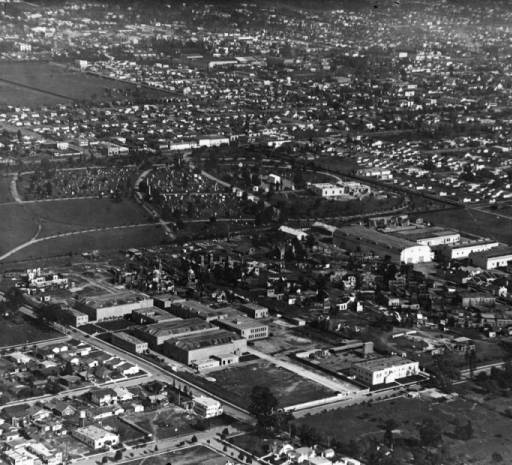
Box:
<box><xmin>81</xmin><ymin>290</ymin><xmax>151</xmax><ymax>309</ymax></box>
<box><xmin>221</xmin><ymin>316</ymin><xmax>268</xmax><ymax>331</ymax></box>
<box><xmin>395</xmin><ymin>227</ymin><xmax>459</xmax><ymax>241</ymax></box>
<box><xmin>336</xmin><ymin>225</ymin><xmax>419</xmax><ymax>251</ymax></box>
<box><xmin>140</xmin><ymin>318</ymin><xmax>212</xmax><ymax>337</ymax></box>
<box><xmin>112</xmin><ymin>332</ymin><xmax>147</xmax><ymax>345</ymax></box>
<box><xmin>167</xmin><ymin>329</ymin><xmax>241</xmax><ymax>351</ymax></box>
<box><xmin>75</xmin><ymin>425</ymin><xmax>118</xmax><ymax>440</ymax></box>
<box><xmin>354</xmin><ymin>355</ymin><xmax>416</xmax><ymax>372</ymax></box>
<box><xmin>471</xmin><ymin>246</ymin><xmax>512</xmax><ymax>259</ymax></box>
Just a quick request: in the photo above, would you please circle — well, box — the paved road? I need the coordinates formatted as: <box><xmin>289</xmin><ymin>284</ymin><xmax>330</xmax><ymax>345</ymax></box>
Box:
<box><xmin>244</xmin><ymin>346</ymin><xmax>361</xmax><ymax>394</ymax></box>
<box><xmin>70</xmin><ymin>329</ymin><xmax>254</xmax><ymax>424</ymax></box>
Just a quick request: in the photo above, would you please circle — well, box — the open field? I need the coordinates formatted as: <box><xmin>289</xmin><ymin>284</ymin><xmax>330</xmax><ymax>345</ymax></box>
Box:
<box><xmin>3</xmin><ymin>224</ymin><xmax>165</xmax><ymax>263</ymax></box>
<box><xmin>128</xmin><ymin>407</ymin><xmax>199</xmax><ymax>440</ymax></box>
<box><xmin>0</xmin><ymin>314</ymin><xmax>61</xmax><ymax>347</ymax></box>
<box><xmin>185</xmin><ymin>360</ymin><xmax>335</xmax><ymax>409</ymax></box>
<box><xmin>0</xmin><ymin>61</ymin><xmax>166</xmax><ymax>106</ymax></box>
<box><xmin>293</xmin><ymin>396</ymin><xmax>512</xmax><ymax>464</ymax></box>
<box><xmin>0</xmin><ymin>176</ymin><xmax>12</xmax><ymax>203</ymax></box>
<box><xmin>0</xmin><ymin>203</ymin><xmax>39</xmax><ymax>254</ymax></box>
<box><xmin>419</xmin><ymin>208</ymin><xmax>512</xmax><ymax>244</ymax></box>
<box><xmin>31</xmin><ymin>199</ymin><xmax>152</xmax><ymax>237</ymax></box>
<box><xmin>121</xmin><ymin>445</ymin><xmax>234</xmax><ymax>465</ymax></box>
<box><xmin>0</xmin><ymin>198</ymin><xmax>158</xmax><ymax>259</ymax></box>
<box><xmin>100</xmin><ymin>416</ymin><xmax>148</xmax><ymax>445</ymax></box>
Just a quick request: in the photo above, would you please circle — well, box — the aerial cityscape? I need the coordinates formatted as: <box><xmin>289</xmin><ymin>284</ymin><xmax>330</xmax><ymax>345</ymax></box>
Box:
<box><xmin>0</xmin><ymin>0</ymin><xmax>511</xmax><ymax>464</ymax></box>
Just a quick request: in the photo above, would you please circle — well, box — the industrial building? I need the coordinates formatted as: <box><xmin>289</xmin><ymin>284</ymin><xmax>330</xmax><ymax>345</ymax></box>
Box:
<box><xmin>72</xmin><ymin>425</ymin><xmax>120</xmax><ymax>449</ymax></box>
<box><xmin>170</xmin><ymin>300</ymin><xmax>228</xmax><ymax>322</ymax></box>
<box><xmin>131</xmin><ymin>306</ymin><xmax>177</xmax><ymax>324</ymax></box>
<box><xmin>393</xmin><ymin>227</ymin><xmax>460</xmax><ymax>247</ymax></box>
<box><xmin>335</xmin><ymin>225</ymin><xmax>433</xmax><ymax>264</ymax></box>
<box><xmin>310</xmin><ymin>183</ymin><xmax>347</xmax><ymax>199</ymax></box>
<box><xmin>351</xmin><ymin>356</ymin><xmax>420</xmax><ymax>386</ymax></box>
<box><xmin>111</xmin><ymin>331</ymin><xmax>148</xmax><ymax>354</ymax></box>
<box><xmin>240</xmin><ymin>302</ymin><xmax>269</xmax><ymax>319</ymax></box>
<box><xmin>162</xmin><ymin>329</ymin><xmax>247</xmax><ymax>365</ymax></box>
<box><xmin>217</xmin><ymin>316</ymin><xmax>269</xmax><ymax>340</ymax></box>
<box><xmin>134</xmin><ymin>318</ymin><xmax>214</xmax><ymax>347</ymax></box>
<box><xmin>470</xmin><ymin>247</ymin><xmax>512</xmax><ymax>270</ymax></box>
<box><xmin>439</xmin><ymin>239</ymin><xmax>500</xmax><ymax>260</ymax></box>
<box><xmin>76</xmin><ymin>291</ymin><xmax>153</xmax><ymax>322</ymax></box>
<box><xmin>153</xmin><ymin>294</ymin><xmax>186</xmax><ymax>310</ymax></box>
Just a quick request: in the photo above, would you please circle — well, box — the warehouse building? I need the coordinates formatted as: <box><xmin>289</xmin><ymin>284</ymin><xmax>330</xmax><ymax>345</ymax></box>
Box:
<box><xmin>393</xmin><ymin>226</ymin><xmax>460</xmax><ymax>247</ymax></box>
<box><xmin>153</xmin><ymin>294</ymin><xmax>186</xmax><ymax>310</ymax></box>
<box><xmin>162</xmin><ymin>329</ymin><xmax>247</xmax><ymax>365</ymax></box>
<box><xmin>111</xmin><ymin>332</ymin><xmax>148</xmax><ymax>354</ymax></box>
<box><xmin>470</xmin><ymin>247</ymin><xmax>512</xmax><ymax>270</ymax></box>
<box><xmin>335</xmin><ymin>225</ymin><xmax>433</xmax><ymax>264</ymax></box>
<box><xmin>134</xmin><ymin>318</ymin><xmax>214</xmax><ymax>347</ymax></box>
<box><xmin>192</xmin><ymin>396</ymin><xmax>223</xmax><ymax>418</ymax></box>
<box><xmin>217</xmin><ymin>316</ymin><xmax>269</xmax><ymax>340</ymax></box>
<box><xmin>131</xmin><ymin>306</ymin><xmax>177</xmax><ymax>324</ymax></box>
<box><xmin>240</xmin><ymin>302</ymin><xmax>269</xmax><ymax>319</ymax></box>
<box><xmin>351</xmin><ymin>356</ymin><xmax>420</xmax><ymax>386</ymax></box>
<box><xmin>76</xmin><ymin>291</ymin><xmax>153</xmax><ymax>322</ymax></box>
<box><xmin>170</xmin><ymin>300</ymin><xmax>228</xmax><ymax>322</ymax></box>
<box><xmin>439</xmin><ymin>239</ymin><xmax>500</xmax><ymax>260</ymax></box>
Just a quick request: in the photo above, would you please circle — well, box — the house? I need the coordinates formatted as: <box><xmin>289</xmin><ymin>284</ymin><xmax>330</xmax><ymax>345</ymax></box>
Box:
<box><xmin>51</xmin><ymin>401</ymin><xmax>76</xmax><ymax>417</ymax></box>
<box><xmin>91</xmin><ymin>388</ymin><xmax>118</xmax><ymax>406</ymax></box>
<box><xmin>2</xmin><ymin>404</ymin><xmax>31</xmax><ymax>427</ymax></box>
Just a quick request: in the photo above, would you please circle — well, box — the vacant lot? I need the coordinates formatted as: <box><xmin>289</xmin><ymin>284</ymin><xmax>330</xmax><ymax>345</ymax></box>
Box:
<box><xmin>0</xmin><ymin>176</ymin><xmax>12</xmax><ymax>203</ymax></box>
<box><xmin>190</xmin><ymin>360</ymin><xmax>335</xmax><ymax>409</ymax></box>
<box><xmin>0</xmin><ymin>198</ymin><xmax>159</xmax><ymax>259</ymax></box>
<box><xmin>128</xmin><ymin>407</ymin><xmax>199</xmax><ymax>440</ymax></box>
<box><xmin>0</xmin><ymin>203</ymin><xmax>39</xmax><ymax>254</ymax></box>
<box><xmin>293</xmin><ymin>396</ymin><xmax>512</xmax><ymax>464</ymax></box>
<box><xmin>100</xmin><ymin>416</ymin><xmax>148</xmax><ymax>445</ymax></box>
<box><xmin>0</xmin><ymin>314</ymin><xmax>61</xmax><ymax>347</ymax></box>
<box><xmin>32</xmin><ymin>199</ymin><xmax>151</xmax><ymax>237</ymax></box>
<box><xmin>420</xmin><ymin>208</ymin><xmax>512</xmax><ymax>244</ymax></box>
<box><xmin>4</xmin><ymin>224</ymin><xmax>165</xmax><ymax>263</ymax></box>
<box><xmin>0</xmin><ymin>61</ymin><xmax>166</xmax><ymax>106</ymax></box>
<box><xmin>122</xmin><ymin>446</ymin><xmax>234</xmax><ymax>465</ymax></box>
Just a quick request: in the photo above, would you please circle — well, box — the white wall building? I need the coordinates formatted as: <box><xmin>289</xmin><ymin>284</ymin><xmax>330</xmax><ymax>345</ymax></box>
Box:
<box><xmin>72</xmin><ymin>425</ymin><xmax>120</xmax><ymax>450</ymax></box>
<box><xmin>192</xmin><ymin>396</ymin><xmax>223</xmax><ymax>418</ymax></box>
<box><xmin>400</xmin><ymin>245</ymin><xmax>434</xmax><ymax>264</ymax></box>
<box><xmin>351</xmin><ymin>356</ymin><xmax>420</xmax><ymax>386</ymax></box>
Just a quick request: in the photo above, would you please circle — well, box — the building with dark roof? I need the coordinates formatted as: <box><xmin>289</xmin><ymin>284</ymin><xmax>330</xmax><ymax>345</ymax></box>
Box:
<box><xmin>133</xmin><ymin>318</ymin><xmax>214</xmax><ymax>347</ymax></box>
<box><xmin>162</xmin><ymin>329</ymin><xmax>247</xmax><ymax>365</ymax></box>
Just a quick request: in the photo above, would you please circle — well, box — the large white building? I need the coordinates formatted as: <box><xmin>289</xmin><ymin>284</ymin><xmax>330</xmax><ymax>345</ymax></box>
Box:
<box><xmin>351</xmin><ymin>356</ymin><xmax>420</xmax><ymax>386</ymax></box>
<box><xmin>310</xmin><ymin>183</ymin><xmax>346</xmax><ymax>199</ymax></box>
<box><xmin>394</xmin><ymin>227</ymin><xmax>460</xmax><ymax>247</ymax></box>
<box><xmin>72</xmin><ymin>425</ymin><xmax>120</xmax><ymax>450</ymax></box>
<box><xmin>335</xmin><ymin>225</ymin><xmax>433</xmax><ymax>264</ymax></box>
<box><xmin>192</xmin><ymin>396</ymin><xmax>223</xmax><ymax>418</ymax></box>
<box><xmin>26</xmin><ymin>444</ymin><xmax>62</xmax><ymax>465</ymax></box>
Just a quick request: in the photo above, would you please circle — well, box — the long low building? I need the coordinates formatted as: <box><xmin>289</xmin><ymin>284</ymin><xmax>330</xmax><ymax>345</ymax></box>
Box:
<box><xmin>439</xmin><ymin>239</ymin><xmax>500</xmax><ymax>260</ymax></box>
<box><xmin>393</xmin><ymin>226</ymin><xmax>460</xmax><ymax>247</ymax></box>
<box><xmin>162</xmin><ymin>329</ymin><xmax>247</xmax><ymax>365</ymax></box>
<box><xmin>335</xmin><ymin>225</ymin><xmax>433</xmax><ymax>264</ymax></box>
<box><xmin>134</xmin><ymin>318</ymin><xmax>214</xmax><ymax>347</ymax></box>
<box><xmin>170</xmin><ymin>300</ymin><xmax>228</xmax><ymax>322</ymax></box>
<box><xmin>76</xmin><ymin>291</ymin><xmax>153</xmax><ymax>322</ymax></box>
<box><xmin>351</xmin><ymin>356</ymin><xmax>420</xmax><ymax>386</ymax></box>
<box><xmin>470</xmin><ymin>247</ymin><xmax>512</xmax><ymax>270</ymax></box>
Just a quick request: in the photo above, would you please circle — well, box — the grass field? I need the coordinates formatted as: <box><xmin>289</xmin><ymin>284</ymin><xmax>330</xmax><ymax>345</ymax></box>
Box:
<box><xmin>100</xmin><ymin>416</ymin><xmax>148</xmax><ymax>445</ymax></box>
<box><xmin>0</xmin><ymin>198</ymin><xmax>160</xmax><ymax>260</ymax></box>
<box><xmin>0</xmin><ymin>314</ymin><xmax>61</xmax><ymax>347</ymax></box>
<box><xmin>4</xmin><ymin>224</ymin><xmax>165</xmax><ymax>263</ymax></box>
<box><xmin>122</xmin><ymin>446</ymin><xmax>234</xmax><ymax>465</ymax></box>
<box><xmin>420</xmin><ymin>208</ymin><xmax>512</xmax><ymax>244</ymax></box>
<box><xmin>0</xmin><ymin>176</ymin><xmax>12</xmax><ymax>203</ymax></box>
<box><xmin>31</xmin><ymin>199</ymin><xmax>152</xmax><ymax>237</ymax></box>
<box><xmin>0</xmin><ymin>61</ymin><xmax>166</xmax><ymax>105</ymax></box>
<box><xmin>129</xmin><ymin>408</ymin><xmax>199</xmax><ymax>440</ymax></box>
<box><xmin>293</xmin><ymin>396</ymin><xmax>512</xmax><ymax>464</ymax></box>
<box><xmin>189</xmin><ymin>360</ymin><xmax>335</xmax><ymax>409</ymax></box>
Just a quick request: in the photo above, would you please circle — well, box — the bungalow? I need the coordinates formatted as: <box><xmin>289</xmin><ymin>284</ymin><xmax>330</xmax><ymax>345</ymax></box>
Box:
<box><xmin>91</xmin><ymin>388</ymin><xmax>118</xmax><ymax>406</ymax></box>
<box><xmin>51</xmin><ymin>401</ymin><xmax>76</xmax><ymax>417</ymax></box>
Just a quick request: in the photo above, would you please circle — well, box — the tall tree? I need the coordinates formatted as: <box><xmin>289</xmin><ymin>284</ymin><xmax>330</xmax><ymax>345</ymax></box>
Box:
<box><xmin>249</xmin><ymin>386</ymin><xmax>278</xmax><ymax>428</ymax></box>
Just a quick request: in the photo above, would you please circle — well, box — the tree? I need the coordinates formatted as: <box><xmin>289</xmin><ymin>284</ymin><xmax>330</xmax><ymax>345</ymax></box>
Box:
<box><xmin>492</xmin><ymin>452</ymin><xmax>503</xmax><ymax>463</ymax></box>
<box><xmin>249</xmin><ymin>386</ymin><xmax>279</xmax><ymax>428</ymax></box>
<box><xmin>114</xmin><ymin>450</ymin><xmax>123</xmax><ymax>461</ymax></box>
<box><xmin>419</xmin><ymin>418</ymin><xmax>443</xmax><ymax>446</ymax></box>
<box><xmin>191</xmin><ymin>435</ymin><xmax>198</xmax><ymax>443</ymax></box>
<box><xmin>382</xmin><ymin>419</ymin><xmax>398</xmax><ymax>448</ymax></box>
